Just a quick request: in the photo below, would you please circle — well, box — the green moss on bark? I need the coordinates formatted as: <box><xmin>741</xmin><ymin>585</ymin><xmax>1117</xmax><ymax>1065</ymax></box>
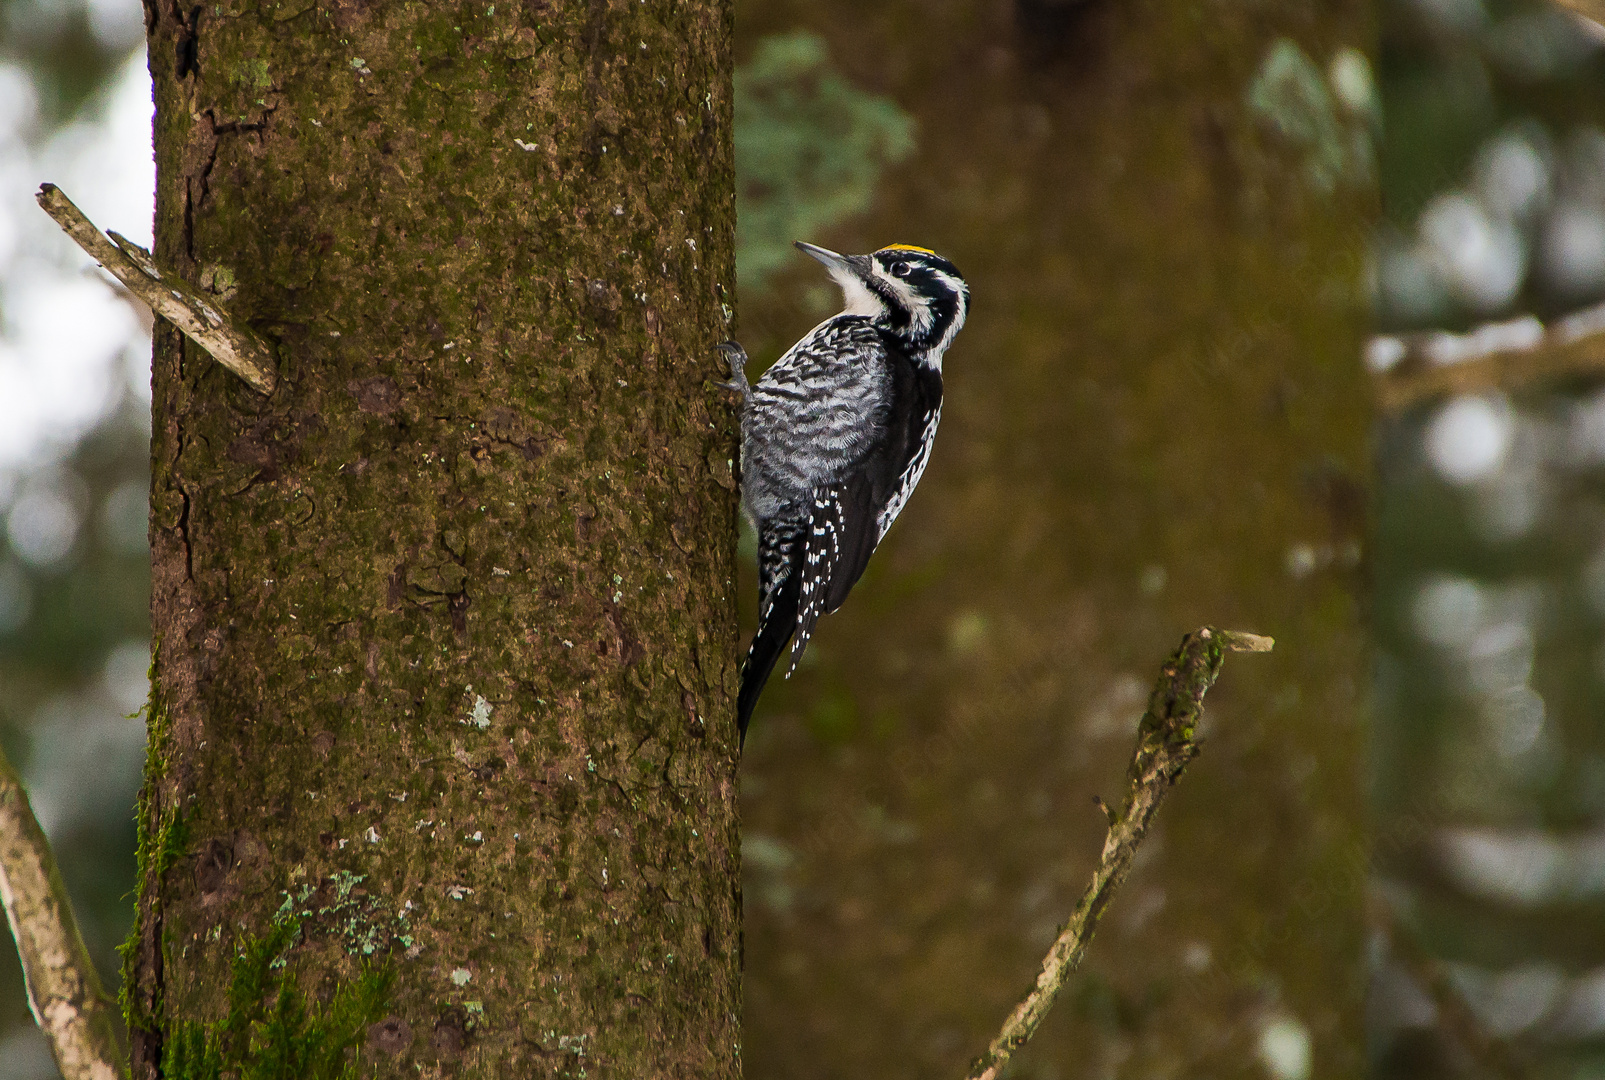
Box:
<box><xmin>120</xmin><ymin>683</ymin><xmax>182</xmax><ymax>1039</ymax></box>
<box><xmin>162</xmin><ymin>915</ymin><xmax>394</xmax><ymax>1080</ymax></box>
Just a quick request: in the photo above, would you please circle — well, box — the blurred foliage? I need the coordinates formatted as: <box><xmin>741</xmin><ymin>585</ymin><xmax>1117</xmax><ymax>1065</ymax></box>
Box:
<box><xmin>0</xmin><ymin>398</ymin><xmax>148</xmax><ymax>1076</ymax></box>
<box><xmin>0</xmin><ymin>0</ymin><xmax>133</xmax><ymax>121</ymax></box>
<box><xmin>735</xmin><ymin>31</ymin><xmax>916</xmax><ymax>290</ymax></box>
<box><xmin>0</xmin><ymin>1</ymin><xmax>156</xmax><ymax>1069</ymax></box>
<box><xmin>1376</xmin><ymin>0</ymin><xmax>1605</xmax><ymax>329</ymax></box>
<box><xmin>1246</xmin><ymin>39</ymin><xmax>1377</xmax><ymax>194</ymax></box>
<box><xmin>1371</xmin><ymin>0</ymin><xmax>1605</xmax><ymax>1076</ymax></box>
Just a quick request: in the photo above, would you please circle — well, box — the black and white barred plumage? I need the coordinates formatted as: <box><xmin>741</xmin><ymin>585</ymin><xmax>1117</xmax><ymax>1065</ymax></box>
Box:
<box><xmin>724</xmin><ymin>241</ymin><xmax>969</xmax><ymax>742</ymax></box>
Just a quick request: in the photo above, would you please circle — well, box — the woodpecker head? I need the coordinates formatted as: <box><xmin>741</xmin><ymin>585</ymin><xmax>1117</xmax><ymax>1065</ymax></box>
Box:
<box><xmin>795</xmin><ymin>241</ymin><xmax>969</xmax><ymax>361</ymax></box>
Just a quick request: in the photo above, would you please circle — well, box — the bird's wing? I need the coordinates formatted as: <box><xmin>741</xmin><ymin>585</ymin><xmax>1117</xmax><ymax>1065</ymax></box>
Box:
<box><xmin>786</xmin><ymin>357</ymin><xmax>944</xmax><ymax>673</ymax></box>
<box><xmin>820</xmin><ymin>359</ymin><xmax>943</xmax><ymax>611</ymax></box>
<box><xmin>874</xmin><ymin>396</ymin><xmax>942</xmax><ymax>544</ymax></box>
<box><xmin>785</xmin><ymin>475</ymin><xmax>878</xmax><ymax>677</ymax></box>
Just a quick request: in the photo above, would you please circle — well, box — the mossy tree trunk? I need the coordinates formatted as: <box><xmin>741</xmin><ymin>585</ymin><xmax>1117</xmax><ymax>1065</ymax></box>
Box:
<box><xmin>128</xmin><ymin>1</ymin><xmax>741</xmax><ymax>1076</ymax></box>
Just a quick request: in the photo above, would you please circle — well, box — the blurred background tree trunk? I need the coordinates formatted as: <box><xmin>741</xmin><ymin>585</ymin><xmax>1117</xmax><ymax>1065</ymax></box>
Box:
<box><xmin>732</xmin><ymin>1</ymin><xmax>1374</xmax><ymax>1077</ymax></box>
<box><xmin>127</xmin><ymin>1</ymin><xmax>742</xmax><ymax>1076</ymax></box>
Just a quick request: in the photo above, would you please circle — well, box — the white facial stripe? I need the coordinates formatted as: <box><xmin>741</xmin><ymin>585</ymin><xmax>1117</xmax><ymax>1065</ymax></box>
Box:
<box><xmin>826</xmin><ymin>254</ymin><xmax>967</xmax><ymax>366</ymax></box>
<box><xmin>830</xmin><ymin>263</ymin><xmax>885</xmax><ymax>317</ymax></box>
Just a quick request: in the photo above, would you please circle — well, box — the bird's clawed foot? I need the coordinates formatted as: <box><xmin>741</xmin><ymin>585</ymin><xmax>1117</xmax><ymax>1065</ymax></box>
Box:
<box><xmin>716</xmin><ymin>340</ymin><xmax>752</xmax><ymax>402</ymax></box>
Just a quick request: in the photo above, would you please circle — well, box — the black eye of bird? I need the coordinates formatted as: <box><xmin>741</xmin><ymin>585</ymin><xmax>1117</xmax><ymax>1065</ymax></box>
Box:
<box><xmin>890</xmin><ymin>261</ymin><xmax>912</xmax><ymax>278</ymax></box>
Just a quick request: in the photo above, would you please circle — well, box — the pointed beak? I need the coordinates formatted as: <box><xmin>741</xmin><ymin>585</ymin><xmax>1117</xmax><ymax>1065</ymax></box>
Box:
<box><xmin>794</xmin><ymin>241</ymin><xmax>852</xmax><ymax>274</ymax></box>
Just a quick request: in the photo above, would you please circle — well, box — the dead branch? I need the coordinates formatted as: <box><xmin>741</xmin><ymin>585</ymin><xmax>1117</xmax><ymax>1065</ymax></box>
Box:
<box><xmin>963</xmin><ymin>627</ymin><xmax>1273</xmax><ymax>1080</ymax></box>
<box><xmin>35</xmin><ymin>184</ymin><xmax>276</xmax><ymax>395</ymax></box>
<box><xmin>0</xmin><ymin>742</ymin><xmax>127</xmax><ymax>1080</ymax></box>
<box><xmin>1371</xmin><ymin>892</ymin><xmax>1536</xmax><ymax>1080</ymax></box>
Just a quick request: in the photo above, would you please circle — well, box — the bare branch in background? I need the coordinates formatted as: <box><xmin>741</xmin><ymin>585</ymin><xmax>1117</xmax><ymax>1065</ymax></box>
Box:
<box><xmin>1370</xmin><ymin>305</ymin><xmax>1605</xmax><ymax>411</ymax></box>
<box><xmin>1553</xmin><ymin>0</ymin><xmax>1605</xmax><ymax>34</ymax></box>
<box><xmin>0</xmin><ymin>743</ymin><xmax>127</xmax><ymax>1080</ymax></box>
<box><xmin>964</xmin><ymin>627</ymin><xmax>1274</xmax><ymax>1080</ymax></box>
<box><xmin>35</xmin><ymin>184</ymin><xmax>277</xmax><ymax>395</ymax></box>
<box><xmin>1371</xmin><ymin>894</ymin><xmax>1537</xmax><ymax>1080</ymax></box>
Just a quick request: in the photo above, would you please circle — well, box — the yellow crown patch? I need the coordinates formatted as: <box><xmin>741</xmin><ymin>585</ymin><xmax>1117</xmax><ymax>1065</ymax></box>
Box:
<box><xmin>880</xmin><ymin>244</ymin><xmax>936</xmax><ymax>255</ymax></box>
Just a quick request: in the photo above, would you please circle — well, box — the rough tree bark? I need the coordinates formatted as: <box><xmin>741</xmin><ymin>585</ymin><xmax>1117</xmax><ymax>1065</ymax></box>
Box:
<box><xmin>130</xmin><ymin>1</ymin><xmax>741</xmax><ymax>1076</ymax></box>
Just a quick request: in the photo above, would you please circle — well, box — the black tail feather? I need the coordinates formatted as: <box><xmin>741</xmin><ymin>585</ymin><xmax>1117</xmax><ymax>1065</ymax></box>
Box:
<box><xmin>738</xmin><ymin>569</ymin><xmax>801</xmax><ymax>745</ymax></box>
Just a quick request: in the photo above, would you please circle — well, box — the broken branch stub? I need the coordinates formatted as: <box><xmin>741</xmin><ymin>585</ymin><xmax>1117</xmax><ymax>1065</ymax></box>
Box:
<box><xmin>35</xmin><ymin>183</ymin><xmax>276</xmax><ymax>395</ymax></box>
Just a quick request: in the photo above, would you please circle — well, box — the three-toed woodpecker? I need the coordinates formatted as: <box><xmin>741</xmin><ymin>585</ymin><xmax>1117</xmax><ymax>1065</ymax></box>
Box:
<box><xmin>723</xmin><ymin>240</ymin><xmax>969</xmax><ymax>741</ymax></box>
